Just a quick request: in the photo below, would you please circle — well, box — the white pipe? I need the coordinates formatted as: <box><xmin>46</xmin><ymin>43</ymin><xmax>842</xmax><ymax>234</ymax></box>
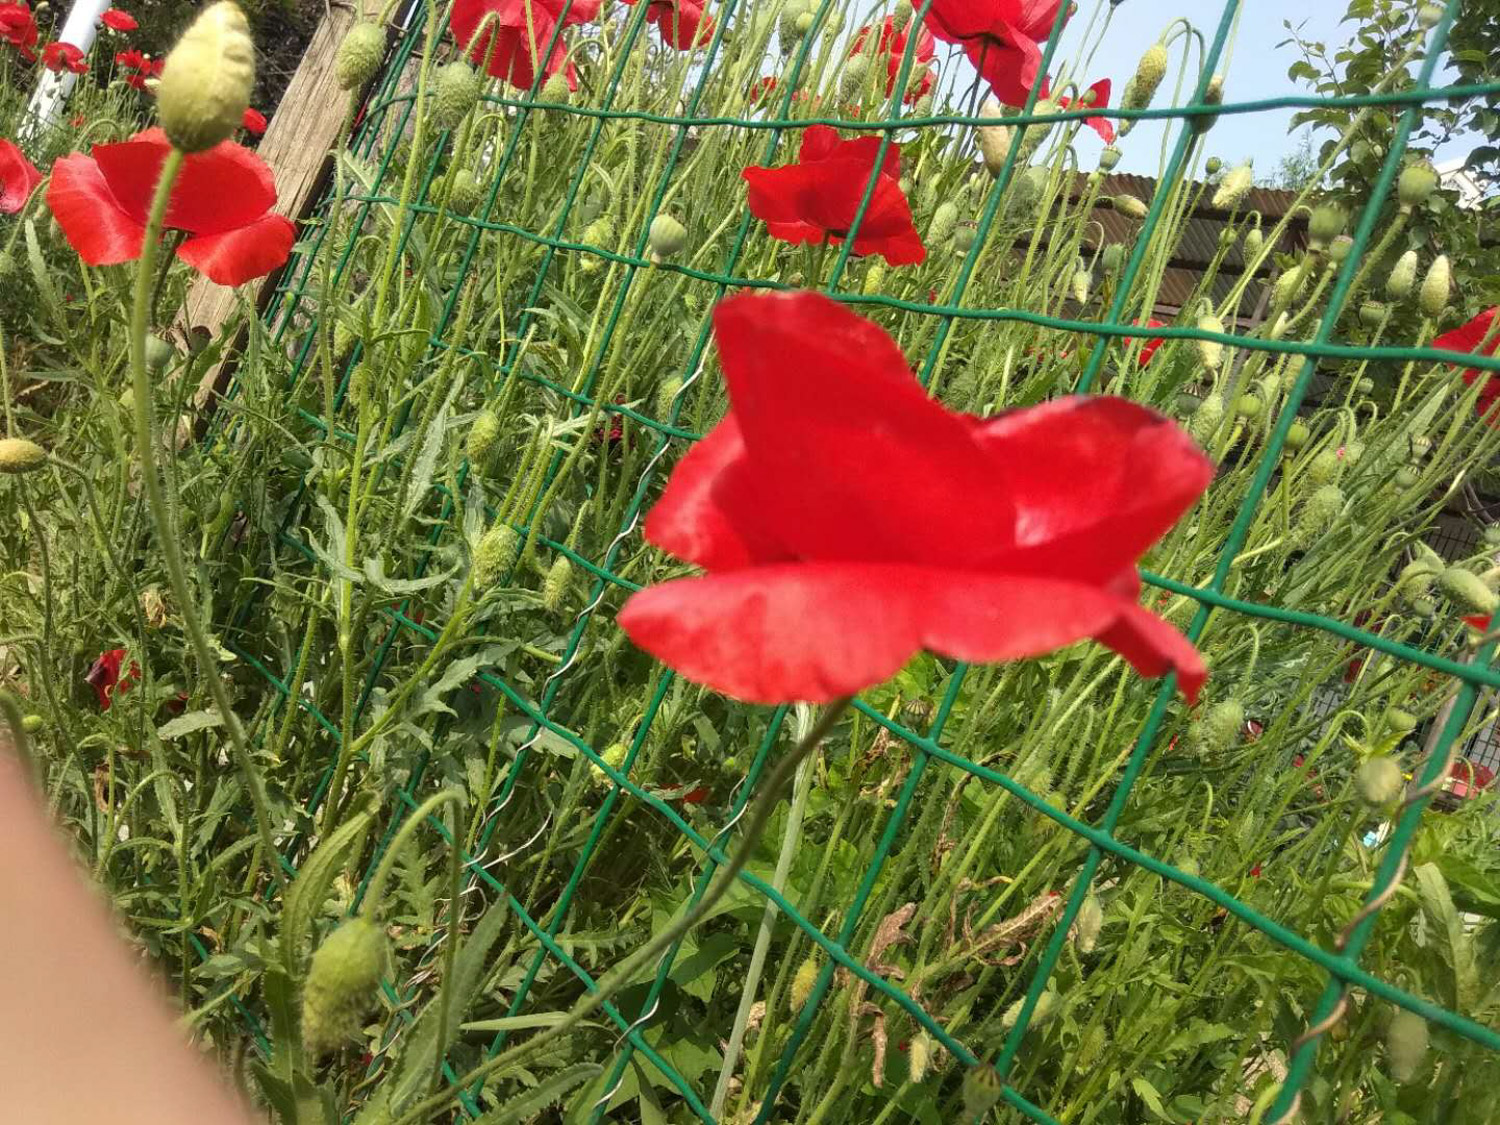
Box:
<box><xmin>22</xmin><ymin>0</ymin><xmax>113</xmax><ymax>139</ymax></box>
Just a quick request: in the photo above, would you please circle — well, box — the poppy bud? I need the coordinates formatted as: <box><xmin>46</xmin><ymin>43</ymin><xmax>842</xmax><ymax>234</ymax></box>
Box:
<box><xmin>473</xmin><ymin>524</ymin><xmax>520</xmax><ymax>586</ymax></box>
<box><xmin>953</xmin><ymin>224</ymin><xmax>976</xmax><ymax>254</ymax></box>
<box><xmin>301</xmin><ymin>918</ymin><xmax>388</xmax><ymax>1056</ymax></box>
<box><xmin>0</xmin><ymin>437</ymin><xmax>46</xmax><ymax>475</ymax></box>
<box><xmin>432</xmin><ymin>61</ymin><xmax>480</xmax><ymax>127</ymax></box>
<box><xmin>466</xmin><ymin>409</ymin><xmax>501</xmax><ymax>464</ymax></box>
<box><xmin>1386</xmin><ymin>1011</ymin><xmax>1428</xmax><ymax>1083</ymax></box>
<box><xmin>1098</xmin><ymin>144</ymin><xmax>1120</xmax><ymax>171</ymax></box>
<box><xmin>1328</xmin><ymin>235</ymin><xmax>1353</xmax><ymax>264</ymax></box>
<box><xmin>1419</xmin><ymin>254</ymin><xmax>1450</xmax><ymax>317</ymax></box>
<box><xmin>1112</xmin><ymin>194</ymin><xmax>1147</xmax><ymax>221</ymax></box>
<box><xmin>542</xmin><ymin>555</ymin><xmax>574</xmax><ymax>611</ymax></box>
<box><xmin>1242</xmin><ymin>226</ymin><xmax>1263</xmax><ymax>257</ymax></box>
<box><xmin>1438</xmin><ymin>566</ymin><xmax>1497</xmax><ymax>614</ymax></box>
<box><xmin>444</xmin><ymin>168</ymin><xmax>482</xmax><ymax>216</ymax></box>
<box><xmin>1273</xmin><ymin>261</ymin><xmax>1308</xmax><ymax>306</ymax></box>
<box><xmin>962</xmin><ymin>1065</ymin><xmax>1004</xmax><ymax>1118</ymax></box>
<box><xmin>588</xmin><ymin>740</ymin><xmax>628</xmax><ymax>784</ymax></box>
<box><xmin>975</xmin><ymin>98</ymin><xmax>1013</xmax><ymax>177</ymax></box>
<box><xmin>1485</xmin><ymin>523</ymin><xmax>1500</xmax><ymax>548</ymax></box>
<box><xmin>1308</xmin><ymin>204</ymin><xmax>1345</xmax><ymax>247</ymax></box>
<box><xmin>1383</xmin><ymin>707</ymin><xmax>1417</xmax><ymax>734</ymax></box>
<box><xmin>892</xmin><ymin>0</ymin><xmax>913</xmax><ymax>29</ymax></box>
<box><xmin>1188</xmin><ymin>394</ymin><xmax>1224</xmax><ymax>443</ymax></box>
<box><xmin>929</xmin><ymin>201</ymin><xmax>958</xmax><ymax>244</ymax></box>
<box><xmin>793</xmin><ymin>10</ymin><xmax>814</xmax><ymax>33</ymax></box>
<box><xmin>540</xmin><ymin>73</ymin><xmax>570</xmax><ymax>102</ymax></box>
<box><xmin>1211</xmin><ymin>163</ymin><xmax>1253</xmax><ymax>209</ymax></box>
<box><xmin>1416</xmin><ymin>2</ymin><xmax>1442</xmax><ymax>28</ymax></box>
<box><xmin>1190</xmin><ymin>75</ymin><xmax>1223</xmax><ymax>134</ymax></box>
<box><xmin>1386</xmin><ymin>250</ymin><xmax>1417</xmax><ymax>300</ymax></box>
<box><xmin>862</xmin><ymin>262</ymin><xmax>887</xmax><ymax>295</ymax></box>
<box><xmin>1001</xmin><ymin>990</ymin><xmax>1057</xmax><ymax>1031</ymax></box>
<box><xmin>1396</xmin><ymin>161</ymin><xmax>1438</xmax><ymax>211</ymax></box>
<box><xmin>911</xmin><ymin>93</ymin><xmax>934</xmax><ymax>117</ymax></box>
<box><xmin>1283</xmin><ymin>421</ymin><xmax>1310</xmax><ymax>450</ymax></box>
<box><xmin>655</xmin><ymin>374</ymin><xmax>683</xmax><ymax>418</ymax></box>
<box><xmin>1070</xmin><ymin>265</ymin><xmax>1089</xmax><ymax>305</ymax></box>
<box><xmin>1267</xmin><ymin>312</ymin><xmax>1290</xmax><ymax>340</ymax></box>
<box><xmin>1195</xmin><ymin>313</ymin><xmax>1225</xmax><ymax>370</ymax></box>
<box><xmin>21</xmin><ymin>713</ymin><xmax>43</xmax><ymax>732</ymax></box>
<box><xmin>790</xmin><ymin>957</ymin><xmax>818</xmax><ymax>1012</ymax></box>
<box><xmin>1190</xmin><ymin>698</ymin><xmax>1244</xmax><ymax>754</ymax></box>
<box><xmin>1357</xmin><ymin>300</ymin><xmax>1386</xmax><ymax>327</ymax></box>
<box><xmin>648</xmin><ymin>214</ymin><xmax>687</xmax><ymax>263</ymax></box>
<box><xmin>336</xmin><ymin>22</ymin><xmax>386</xmax><ymax>91</ymax></box>
<box><xmin>1308</xmin><ymin>449</ymin><xmax>1341</xmax><ymax>484</ymax></box>
<box><xmin>840</xmin><ymin>53</ymin><xmax>870</xmax><ymax>97</ymax></box>
<box><xmin>1101</xmin><ymin>243</ymin><xmax>1125</xmax><ymax>272</ymax></box>
<box><xmin>1122</xmin><ymin>43</ymin><xmax>1167</xmax><ymax>111</ymax></box>
<box><xmin>145</xmin><ymin>334</ymin><xmax>175</xmax><ymax>371</ymax></box>
<box><xmin>1399</xmin><ymin>559</ymin><xmax>1437</xmax><ymax>603</ymax></box>
<box><xmin>1296</xmin><ymin>484</ymin><xmax>1344</xmax><ymax>543</ymax></box>
<box><xmin>1073</xmin><ymin>893</ymin><xmax>1103</xmax><ymax>953</ymax></box>
<box><xmin>907</xmin><ymin>1031</ymin><xmax>932</xmax><ymax>1083</ymax></box>
<box><xmin>157</xmin><ymin>2</ymin><xmax>257</xmax><ymax>153</ymax></box>
<box><xmin>1356</xmin><ymin>757</ymin><xmax>1404</xmax><ymax>806</ymax></box>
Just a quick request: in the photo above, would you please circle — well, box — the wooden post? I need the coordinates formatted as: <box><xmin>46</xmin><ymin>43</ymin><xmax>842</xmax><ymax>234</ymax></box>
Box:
<box><xmin>182</xmin><ymin>0</ymin><xmax>360</xmax><ymax>408</ymax></box>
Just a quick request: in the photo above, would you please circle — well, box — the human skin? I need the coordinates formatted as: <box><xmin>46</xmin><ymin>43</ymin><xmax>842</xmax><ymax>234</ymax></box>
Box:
<box><xmin>0</xmin><ymin>735</ymin><xmax>255</xmax><ymax>1125</ymax></box>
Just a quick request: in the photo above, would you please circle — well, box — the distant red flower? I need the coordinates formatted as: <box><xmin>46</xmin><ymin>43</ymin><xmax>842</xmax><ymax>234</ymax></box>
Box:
<box><xmin>86</xmin><ymin>648</ymin><xmax>139</xmax><ymax>710</ymax></box>
<box><xmin>449</xmin><ymin>0</ymin><xmax>600</xmax><ymax>91</ymax></box>
<box><xmin>47</xmin><ymin>127</ymin><xmax>296</xmax><ymax>287</ymax></box>
<box><xmin>1040</xmin><ymin>75</ymin><xmax>1114</xmax><ymax>143</ymax></box>
<box><xmin>1451</xmin><ymin>758</ymin><xmax>1496</xmax><ymax>794</ymax></box>
<box><xmin>0</xmin><ymin>137</ymin><xmax>41</xmax><ymax>214</ymax></box>
<box><xmin>1136</xmin><ymin>318</ymin><xmax>1168</xmax><ymax>366</ymax></box>
<box><xmin>618</xmin><ymin>291</ymin><xmax>1212</xmax><ymax>704</ymax></box>
<box><xmin>1249</xmin><ymin>863</ymin><xmax>1262</xmax><ymax>878</ymax></box>
<box><xmin>743</xmin><ymin>125</ymin><xmax>926</xmax><ymax>266</ymax></box>
<box><xmin>42</xmin><ymin>40</ymin><xmax>88</xmax><ymax>74</ymax></box>
<box><xmin>115</xmin><ymin>47</ymin><xmax>161</xmax><ymax>90</ymax></box>
<box><xmin>1433</xmin><ymin>307</ymin><xmax>1500</xmax><ymax>426</ymax></box>
<box><xmin>100</xmin><ymin>7</ymin><xmax>136</xmax><ymax>30</ymax></box>
<box><xmin>0</xmin><ymin>2</ymin><xmax>38</xmax><ymax>60</ymax></box>
<box><xmin>624</xmin><ymin>0</ymin><xmax>713</xmax><ymax>49</ymax></box>
<box><xmin>927</xmin><ymin>0</ymin><xmax>1066</xmax><ymax>107</ymax></box>
<box><xmin>241</xmin><ymin>106</ymin><xmax>267</xmax><ymax>134</ymax></box>
<box><xmin>681</xmin><ymin>784</ymin><xmax>711</xmax><ymax>805</ymax></box>
<box><xmin>850</xmin><ymin>15</ymin><xmax>935</xmax><ymax>102</ymax></box>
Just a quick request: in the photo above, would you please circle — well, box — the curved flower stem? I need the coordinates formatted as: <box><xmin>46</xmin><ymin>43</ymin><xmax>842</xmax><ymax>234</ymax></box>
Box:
<box><xmin>128</xmin><ymin>146</ymin><xmax>282</xmax><ymax>893</ymax></box>
<box><xmin>387</xmin><ymin>697</ymin><xmax>853</xmax><ymax>1125</ymax></box>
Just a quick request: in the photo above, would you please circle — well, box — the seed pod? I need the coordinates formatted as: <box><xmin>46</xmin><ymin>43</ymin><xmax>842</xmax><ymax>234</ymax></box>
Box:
<box><xmin>1359</xmin><ymin>300</ymin><xmax>1387</xmax><ymax>328</ymax></box>
<box><xmin>1438</xmin><ymin>567</ymin><xmax>1497</xmax><ymax>614</ymax></box>
<box><xmin>975</xmin><ymin>98</ymin><xmax>1014</xmax><ymax>177</ymax></box>
<box><xmin>790</xmin><ymin>957</ymin><xmax>818</xmax><ymax>1012</ymax></box>
<box><xmin>1098</xmin><ymin>145</ymin><xmax>1121</xmax><ymax>171</ymax></box>
<box><xmin>1074</xmin><ymin>893</ymin><xmax>1103</xmax><ymax>954</ymax></box>
<box><xmin>1395</xmin><ymin>466</ymin><xmax>1421</xmax><ymax>489</ymax></box>
<box><xmin>907</xmin><ymin>1031</ymin><xmax>932</xmax><ymax>1083</ymax></box>
<box><xmin>1383</xmin><ymin>707</ymin><xmax>1417</xmax><ymax>734</ymax></box>
<box><xmin>962</xmin><ymin>1064</ymin><xmax>1004</xmax><ymax>1118</ymax></box>
<box><xmin>1308</xmin><ymin>204</ymin><xmax>1346</xmax><ymax>247</ymax></box>
<box><xmin>444</xmin><ymin>168</ymin><xmax>482</xmax><ymax>216</ymax></box>
<box><xmin>953</xmin><ymin>224</ymin><xmax>976</xmax><ymax>254</ymax></box>
<box><xmin>1387</xmin><ymin>249</ymin><xmax>1418</xmax><ymax>300</ymax></box>
<box><xmin>1419</xmin><ymin>254</ymin><xmax>1450</xmax><ymax>317</ymax></box>
<box><xmin>1356</xmin><ymin>757</ymin><xmax>1404</xmax><ymax>806</ymax></box>
<box><xmin>145</xmin><ymin>334</ymin><xmax>175</xmax><ymax>371</ymax></box>
<box><xmin>1122</xmin><ymin>43</ymin><xmax>1167</xmax><ymax>111</ymax></box>
<box><xmin>473</xmin><ymin>524</ymin><xmax>520</xmax><ymax>586</ymax></box>
<box><xmin>929</xmin><ymin>201</ymin><xmax>958</xmax><ymax>244</ymax></box>
<box><xmin>589</xmin><ymin>740</ymin><xmax>628</xmax><ymax>784</ymax></box>
<box><xmin>1191</xmin><ymin>699</ymin><xmax>1245</xmax><ymax>754</ymax></box>
<box><xmin>1112</xmin><ymin>194</ymin><xmax>1148</xmax><ymax>220</ymax></box>
<box><xmin>301</xmin><ymin>918</ymin><xmax>388</xmax><ymax>1056</ymax></box>
<box><xmin>1211</xmin><ymin>163</ymin><xmax>1253</xmax><ymax>209</ymax></box>
<box><xmin>1070</xmin><ymin>262</ymin><xmax>1090</xmax><ymax>304</ymax></box>
<box><xmin>432</xmin><ymin>61</ymin><xmax>480</xmax><ymax>127</ymax></box>
<box><xmin>466</xmin><ymin>409</ymin><xmax>501</xmax><ymax>464</ymax></box>
<box><xmin>0</xmin><ymin>437</ymin><xmax>47</xmax><ymax>474</ymax></box>
<box><xmin>336</xmin><ymin>22</ymin><xmax>386</xmax><ymax>91</ymax></box>
<box><xmin>1188</xmin><ymin>394</ymin><xmax>1224</xmax><ymax>443</ymax></box>
<box><xmin>157</xmin><ymin>2</ymin><xmax>257</xmax><ymax>152</ymax></box>
<box><xmin>542</xmin><ymin>555</ymin><xmax>573</xmax><ymax>611</ymax></box>
<box><xmin>647</xmin><ymin>214</ymin><xmax>687</xmax><ymax>262</ymax></box>
<box><xmin>1397</xmin><ymin>161</ymin><xmax>1438</xmax><ymax>209</ymax></box>
<box><xmin>1386</xmin><ymin>1010</ymin><xmax>1428</xmax><ymax>1083</ymax></box>
<box><xmin>1195</xmin><ymin>313</ymin><xmax>1225</xmax><ymax>371</ymax></box>
<box><xmin>1283</xmin><ymin>421</ymin><xmax>1310</xmax><ymax>450</ymax></box>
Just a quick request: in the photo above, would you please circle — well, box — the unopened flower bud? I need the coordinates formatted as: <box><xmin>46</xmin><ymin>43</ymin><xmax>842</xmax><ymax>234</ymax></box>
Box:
<box><xmin>1419</xmin><ymin>254</ymin><xmax>1450</xmax><ymax>317</ymax></box>
<box><xmin>1356</xmin><ymin>757</ymin><xmax>1404</xmax><ymax>806</ymax></box>
<box><xmin>444</xmin><ymin>168</ymin><xmax>482</xmax><ymax>216</ymax></box>
<box><xmin>962</xmin><ymin>1065</ymin><xmax>1004</xmax><ymax>1118</ymax></box>
<box><xmin>1211</xmin><ymin>162</ymin><xmax>1253</xmax><ymax>209</ymax></box>
<box><xmin>0</xmin><ymin>437</ymin><xmax>47</xmax><ymax>474</ymax></box>
<box><xmin>1205</xmin><ymin>155</ymin><xmax>1223</xmax><ymax>176</ymax></box>
<box><xmin>589</xmin><ymin>740</ymin><xmax>628</xmax><ymax>784</ymax></box>
<box><xmin>975</xmin><ymin>98</ymin><xmax>1013</xmax><ymax>177</ymax></box>
<box><xmin>790</xmin><ymin>957</ymin><xmax>818</xmax><ymax>1012</ymax></box>
<box><xmin>473</xmin><ymin>524</ymin><xmax>520</xmax><ymax>585</ymax></box>
<box><xmin>655</xmin><ymin>374</ymin><xmax>683</xmax><ymax>419</ymax></box>
<box><xmin>542</xmin><ymin>555</ymin><xmax>574</xmax><ymax>610</ymax></box>
<box><xmin>929</xmin><ymin>201</ymin><xmax>958</xmax><ymax>244</ymax></box>
<box><xmin>1001</xmin><ymin>990</ymin><xmax>1058</xmax><ymax>1030</ymax></box>
<box><xmin>1070</xmin><ymin>263</ymin><xmax>1090</xmax><ymax>304</ymax></box>
<box><xmin>1438</xmin><ymin>566</ymin><xmax>1496</xmax><ymax>614</ymax></box>
<box><xmin>1112</xmin><ymin>194</ymin><xmax>1147</xmax><ymax>220</ymax></box>
<box><xmin>1195</xmin><ymin>313</ymin><xmax>1225</xmax><ymax>370</ymax></box>
<box><xmin>335</xmin><ymin>21</ymin><xmax>386</xmax><ymax>92</ymax></box>
<box><xmin>1188</xmin><ymin>394</ymin><xmax>1224</xmax><ymax>443</ymax></box>
<box><xmin>1098</xmin><ymin>145</ymin><xmax>1120</xmax><ymax>171</ymax></box>
<box><xmin>1296</xmin><ymin>484</ymin><xmax>1344</xmax><ymax>544</ymax></box>
<box><xmin>432</xmin><ymin>61</ymin><xmax>480</xmax><ymax>127</ymax></box>
<box><xmin>1383</xmin><ymin>707</ymin><xmax>1418</xmax><ymax>733</ymax></box>
<box><xmin>1416</xmin><ymin>2</ymin><xmax>1443</xmax><ymax>28</ymax></box>
<box><xmin>1190</xmin><ymin>698</ymin><xmax>1244</xmax><ymax>754</ymax></box>
<box><xmin>840</xmin><ymin>53</ymin><xmax>870</xmax><ymax>97</ymax></box>
<box><xmin>1328</xmin><ymin>235</ymin><xmax>1353</xmax><ymax>264</ymax></box>
<box><xmin>1191</xmin><ymin>75</ymin><xmax>1223</xmax><ymax>134</ymax></box>
<box><xmin>1274</xmin><ymin>261</ymin><xmax>1308</xmax><ymax>306</ymax></box>
<box><xmin>1073</xmin><ymin>892</ymin><xmax>1103</xmax><ymax>953</ymax></box>
<box><xmin>1242</xmin><ymin>226</ymin><xmax>1263</xmax><ymax>255</ymax></box>
<box><xmin>1387</xmin><ymin>1011</ymin><xmax>1428</xmax><ymax>1083</ymax></box>
<box><xmin>1101</xmin><ymin>243</ymin><xmax>1125</xmax><ymax>272</ymax></box>
<box><xmin>145</xmin><ymin>334</ymin><xmax>175</xmax><ymax>371</ymax></box>
<box><xmin>467</xmin><ymin>409</ymin><xmax>501</xmax><ymax>463</ymax></box>
<box><xmin>540</xmin><ymin>73</ymin><xmax>570</xmax><ymax>102</ymax></box>
<box><xmin>302</xmin><ymin>919</ymin><xmax>388</xmax><ymax>1056</ymax></box>
<box><xmin>892</xmin><ymin>0</ymin><xmax>913</xmax><ymax>29</ymax></box>
<box><xmin>647</xmin><ymin>214</ymin><xmax>688</xmax><ymax>262</ymax></box>
<box><xmin>157</xmin><ymin>2</ymin><xmax>257</xmax><ymax>152</ymax></box>
<box><xmin>1308</xmin><ymin>449</ymin><xmax>1341</xmax><ymax>484</ymax></box>
<box><xmin>1122</xmin><ymin>43</ymin><xmax>1167</xmax><ymax>111</ymax></box>
<box><xmin>1387</xmin><ymin>250</ymin><xmax>1418</xmax><ymax>300</ymax></box>
<box><xmin>793</xmin><ymin>10</ymin><xmax>814</xmax><ymax>33</ymax></box>
<box><xmin>1398</xmin><ymin>161</ymin><xmax>1438</xmax><ymax>209</ymax></box>
<box><xmin>908</xmin><ymin>1030</ymin><xmax>932</xmax><ymax>1083</ymax></box>
<box><xmin>862</xmin><ymin>262</ymin><xmax>887</xmax><ymax>295</ymax></box>
<box><xmin>1359</xmin><ymin>300</ymin><xmax>1387</xmax><ymax>327</ymax></box>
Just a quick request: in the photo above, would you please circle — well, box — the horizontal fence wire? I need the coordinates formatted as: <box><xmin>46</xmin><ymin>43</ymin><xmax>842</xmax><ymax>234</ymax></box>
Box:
<box><xmin>200</xmin><ymin>0</ymin><xmax>1500</xmax><ymax>1119</ymax></box>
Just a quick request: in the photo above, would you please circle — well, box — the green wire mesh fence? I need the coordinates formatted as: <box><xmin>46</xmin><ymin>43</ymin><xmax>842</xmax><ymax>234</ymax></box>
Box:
<box><xmin>198</xmin><ymin>0</ymin><xmax>1500</xmax><ymax>1119</ymax></box>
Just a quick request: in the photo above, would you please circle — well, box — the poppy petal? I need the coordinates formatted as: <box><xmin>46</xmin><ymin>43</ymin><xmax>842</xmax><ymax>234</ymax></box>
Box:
<box><xmin>0</xmin><ymin>137</ymin><xmax>42</xmax><ymax>214</ymax></box>
<box><xmin>618</xmin><ymin>563</ymin><xmax>1180</xmax><ymax>704</ymax></box>
<box><xmin>46</xmin><ymin>152</ymin><xmax>146</xmax><ymax>266</ymax></box>
<box><xmin>972</xmin><ymin>396</ymin><xmax>1213</xmax><ymax>582</ymax></box>
<box><xmin>167</xmin><ymin>140</ymin><xmax>279</xmax><ymax>234</ymax></box>
<box><xmin>711</xmin><ymin>291</ymin><xmax>1013</xmax><ymax>566</ymax></box>
<box><xmin>88</xmin><ymin>131</ymin><xmax>173</xmax><ymax>225</ymax></box>
<box><xmin>176</xmin><ymin>213</ymin><xmax>295</xmax><ymax>286</ymax></box>
<box><xmin>1094</xmin><ymin>600</ymin><xmax>1207</xmax><ymax>703</ymax></box>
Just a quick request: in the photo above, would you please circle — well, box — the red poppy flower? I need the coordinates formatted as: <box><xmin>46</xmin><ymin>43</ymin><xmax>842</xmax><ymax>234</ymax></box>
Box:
<box><xmin>743</xmin><ymin>126</ymin><xmax>925</xmax><ymax>266</ymax></box>
<box><xmin>47</xmin><ymin>127</ymin><xmax>296</xmax><ymax>287</ymax></box>
<box><xmin>617</xmin><ymin>291</ymin><xmax>1212</xmax><ymax>704</ymax></box>
<box><xmin>0</xmin><ymin>137</ymin><xmax>41</xmax><ymax>214</ymax></box>
<box><xmin>1135</xmin><ymin>318</ymin><xmax>1167</xmax><ymax>366</ymax></box>
<box><xmin>42</xmin><ymin>40</ymin><xmax>89</xmax><ymax>74</ymax></box>
<box><xmin>850</xmin><ymin>15</ymin><xmax>936</xmax><ymax>102</ymax></box>
<box><xmin>1432</xmin><ymin>307</ymin><xmax>1500</xmax><ymax>425</ymax></box>
<box><xmin>681</xmin><ymin>784</ymin><xmax>711</xmax><ymax>805</ymax></box>
<box><xmin>0</xmin><ymin>2</ymin><xmax>38</xmax><ymax>60</ymax></box>
<box><xmin>926</xmin><ymin>0</ymin><xmax>1065</xmax><ymax>107</ymax></box>
<box><xmin>1039</xmin><ymin>75</ymin><xmax>1114</xmax><ymax>143</ymax></box>
<box><xmin>624</xmin><ymin>0</ymin><xmax>713</xmax><ymax>49</ymax></box>
<box><xmin>100</xmin><ymin>7</ymin><xmax>136</xmax><ymax>30</ymax></box>
<box><xmin>449</xmin><ymin>0</ymin><xmax>600</xmax><ymax>91</ymax></box>
<box><xmin>86</xmin><ymin>648</ymin><xmax>139</xmax><ymax>710</ymax></box>
<box><xmin>115</xmin><ymin>47</ymin><xmax>161</xmax><ymax>90</ymax></box>
<box><xmin>241</xmin><ymin>106</ymin><xmax>267</xmax><ymax>134</ymax></box>
<box><xmin>1451</xmin><ymin>759</ymin><xmax>1496</xmax><ymax>794</ymax></box>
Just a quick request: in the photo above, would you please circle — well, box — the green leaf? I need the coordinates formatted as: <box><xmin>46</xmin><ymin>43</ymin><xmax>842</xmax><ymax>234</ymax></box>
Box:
<box><xmin>402</xmin><ymin>380</ymin><xmax>460</xmax><ymax>523</ymax></box>
<box><xmin>363</xmin><ymin>555</ymin><xmax>459</xmax><ymax>596</ymax></box>
<box><xmin>279</xmin><ymin>798</ymin><xmax>376</xmax><ymax>975</ymax></box>
<box><xmin>461</xmin><ymin>1012</ymin><xmax>602</xmax><ymax>1034</ymax></box>
<box><xmin>414</xmin><ymin>644</ymin><xmax>518</xmax><ymax>719</ymax></box>
<box><xmin>24</xmin><ymin>221</ymin><xmax>62</xmax><ymax>323</ymax></box>
<box><xmin>1415</xmin><ymin>862</ymin><xmax>1479</xmax><ymax>1011</ymax></box>
<box><xmin>157</xmin><ymin>708</ymin><xmax>224</xmax><ymax>741</ymax></box>
<box><xmin>1131</xmin><ymin>1076</ymin><xmax>1173</xmax><ymax>1121</ymax></box>
<box><xmin>472</xmin><ymin>1064</ymin><xmax>603</xmax><ymax>1124</ymax></box>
